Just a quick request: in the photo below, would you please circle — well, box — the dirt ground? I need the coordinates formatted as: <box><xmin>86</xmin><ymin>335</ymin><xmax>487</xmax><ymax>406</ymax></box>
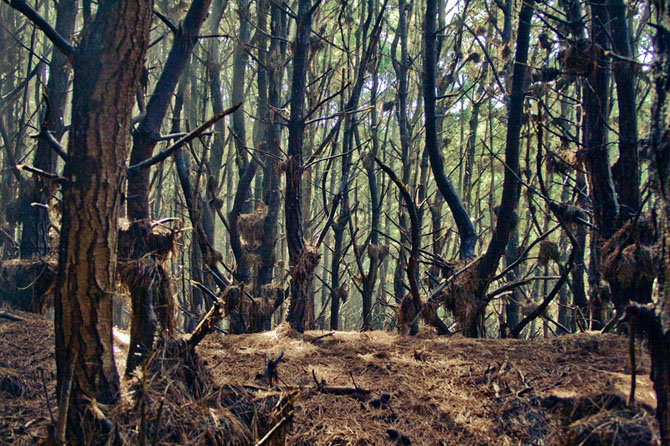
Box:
<box><xmin>0</xmin><ymin>311</ymin><xmax>661</xmax><ymax>445</ymax></box>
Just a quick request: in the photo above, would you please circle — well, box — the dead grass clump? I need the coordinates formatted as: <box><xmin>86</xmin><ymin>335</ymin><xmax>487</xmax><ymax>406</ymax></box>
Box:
<box><xmin>112</xmin><ymin>340</ymin><xmax>293</xmax><ymax>445</ymax></box>
<box><xmin>601</xmin><ymin>213</ymin><xmax>658</xmax><ymax>289</ymax></box>
<box><xmin>289</xmin><ymin>246</ymin><xmax>321</xmax><ymax>285</ymax></box>
<box><xmin>544</xmin><ymin>394</ymin><xmax>657</xmax><ymax>446</ymax></box>
<box><xmin>111</xmin><ymin>342</ymin><xmax>249</xmax><ymax>445</ymax></box>
<box><xmin>238</xmin><ymin>203</ymin><xmax>268</xmax><ymax>250</ymax></box>
<box><xmin>367</xmin><ymin>243</ymin><xmax>389</xmax><ymax>260</ymax></box>
<box><xmin>538</xmin><ymin>240</ymin><xmax>560</xmax><ymax>266</ymax></box>
<box><xmin>439</xmin><ymin>259</ymin><xmax>483</xmax><ymax>333</ymax></box>
<box><xmin>118</xmin><ymin>221</ymin><xmax>179</xmax><ymax>332</ymax></box>
<box><xmin>0</xmin><ymin>258</ymin><xmax>56</xmax><ymax>313</ymax></box>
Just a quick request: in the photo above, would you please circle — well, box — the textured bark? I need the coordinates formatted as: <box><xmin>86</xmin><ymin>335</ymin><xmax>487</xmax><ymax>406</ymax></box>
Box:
<box><xmin>583</xmin><ymin>3</ymin><xmax>618</xmax><ymax>240</ymax></box>
<box><xmin>391</xmin><ymin>0</ymin><xmax>411</xmax><ymax>306</ymax></box>
<box><xmin>54</xmin><ymin>0</ymin><xmax>151</xmax><ymax>440</ymax></box>
<box><xmin>127</xmin><ymin>0</ymin><xmax>212</xmax><ymax>221</ymax></box>
<box><xmin>256</xmin><ymin>1</ymin><xmax>287</xmax><ymax>295</ymax></box>
<box><xmin>646</xmin><ymin>0</ymin><xmax>670</xmax><ymax>440</ymax></box>
<box><xmin>227</xmin><ymin>0</ymin><xmax>256</xmax><ymax>296</ymax></box>
<box><xmin>330</xmin><ymin>0</ymin><xmax>380</xmax><ymax>330</ymax></box>
<box><xmin>361</xmin><ymin>63</ymin><xmax>382</xmax><ymax>330</ymax></box>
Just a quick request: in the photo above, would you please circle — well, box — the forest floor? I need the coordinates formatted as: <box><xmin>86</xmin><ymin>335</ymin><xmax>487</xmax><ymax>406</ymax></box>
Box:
<box><xmin>0</xmin><ymin>311</ymin><xmax>661</xmax><ymax>445</ymax></box>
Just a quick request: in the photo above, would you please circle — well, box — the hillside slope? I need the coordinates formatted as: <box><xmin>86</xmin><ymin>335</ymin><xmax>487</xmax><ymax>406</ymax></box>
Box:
<box><xmin>0</xmin><ymin>312</ymin><xmax>660</xmax><ymax>445</ymax></box>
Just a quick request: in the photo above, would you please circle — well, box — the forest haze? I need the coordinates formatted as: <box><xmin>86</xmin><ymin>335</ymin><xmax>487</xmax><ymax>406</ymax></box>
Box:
<box><xmin>1</xmin><ymin>0</ymin><xmax>670</xmax><ymax>443</ymax></box>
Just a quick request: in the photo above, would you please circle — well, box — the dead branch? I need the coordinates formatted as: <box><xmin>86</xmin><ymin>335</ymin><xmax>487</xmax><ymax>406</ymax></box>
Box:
<box><xmin>0</xmin><ymin>311</ymin><xmax>24</xmax><ymax>321</ymax></box>
<box><xmin>127</xmin><ymin>103</ymin><xmax>242</xmax><ymax>176</ymax></box>
<box><xmin>4</xmin><ymin>0</ymin><xmax>75</xmax><ymax>56</ymax></box>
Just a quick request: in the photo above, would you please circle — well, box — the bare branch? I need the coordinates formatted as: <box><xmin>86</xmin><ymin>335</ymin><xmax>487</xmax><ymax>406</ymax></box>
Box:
<box><xmin>4</xmin><ymin>0</ymin><xmax>75</xmax><ymax>56</ymax></box>
<box><xmin>127</xmin><ymin>103</ymin><xmax>242</xmax><ymax>176</ymax></box>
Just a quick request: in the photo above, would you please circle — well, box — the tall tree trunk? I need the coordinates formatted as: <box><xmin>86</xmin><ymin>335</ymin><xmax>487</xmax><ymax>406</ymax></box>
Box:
<box><xmin>124</xmin><ymin>0</ymin><xmax>211</xmax><ymax>372</ymax></box>
<box><xmin>285</xmin><ymin>0</ymin><xmax>317</xmax><ymax>332</ymax></box>
<box><xmin>19</xmin><ymin>0</ymin><xmax>76</xmax><ymax>259</ymax></box>
<box><xmin>637</xmin><ymin>0</ymin><xmax>670</xmax><ymax>440</ymax></box>
<box><xmin>467</xmin><ymin>0</ymin><xmax>535</xmax><ymax>337</ymax></box>
<box><xmin>424</xmin><ymin>0</ymin><xmax>477</xmax><ymax>260</ymax></box>
<box><xmin>583</xmin><ymin>2</ymin><xmax>618</xmax><ymax>328</ymax></box>
<box><xmin>256</xmin><ymin>1</ymin><xmax>287</xmax><ymax>331</ymax></box>
<box><xmin>392</xmin><ymin>0</ymin><xmax>412</xmax><ymax>309</ymax></box>
<box><xmin>609</xmin><ymin>0</ymin><xmax>640</xmax><ymax>219</ymax></box>
<box><xmin>361</xmin><ymin>57</ymin><xmax>382</xmax><ymax>330</ymax></box>
<box><xmin>54</xmin><ymin>1</ymin><xmax>151</xmax><ymax>439</ymax></box>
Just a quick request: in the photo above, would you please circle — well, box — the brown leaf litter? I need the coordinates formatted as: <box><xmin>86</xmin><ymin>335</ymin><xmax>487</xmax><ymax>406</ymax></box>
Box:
<box><xmin>0</xmin><ymin>312</ymin><xmax>661</xmax><ymax>445</ymax></box>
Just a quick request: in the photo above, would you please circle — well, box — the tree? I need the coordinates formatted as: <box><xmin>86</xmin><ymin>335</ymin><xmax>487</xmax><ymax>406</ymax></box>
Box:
<box><xmin>285</xmin><ymin>0</ymin><xmax>318</xmax><ymax>332</ymax></box>
<box><xmin>18</xmin><ymin>0</ymin><xmax>75</xmax><ymax>259</ymax></box>
<box><xmin>124</xmin><ymin>0</ymin><xmax>212</xmax><ymax>374</ymax></box>
<box><xmin>46</xmin><ymin>0</ymin><xmax>151</xmax><ymax>440</ymax></box>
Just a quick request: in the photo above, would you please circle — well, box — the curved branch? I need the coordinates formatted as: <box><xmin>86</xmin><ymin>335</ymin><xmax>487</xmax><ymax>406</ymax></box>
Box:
<box><xmin>375</xmin><ymin>157</ymin><xmax>420</xmax><ymax>308</ymax></box>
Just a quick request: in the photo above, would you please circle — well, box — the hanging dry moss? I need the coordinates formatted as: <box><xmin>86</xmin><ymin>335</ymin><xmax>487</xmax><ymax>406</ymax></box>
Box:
<box><xmin>367</xmin><ymin>243</ymin><xmax>389</xmax><ymax>261</ymax></box>
<box><xmin>238</xmin><ymin>297</ymin><xmax>276</xmax><ymax>334</ymax></box>
<box><xmin>438</xmin><ymin>259</ymin><xmax>484</xmax><ymax>334</ymax></box>
<box><xmin>260</xmin><ymin>283</ymin><xmax>285</xmax><ymax>303</ymax></box>
<box><xmin>549</xmin><ymin>202</ymin><xmax>589</xmax><ymax>227</ymax></box>
<box><xmin>0</xmin><ymin>258</ymin><xmax>56</xmax><ymax>313</ymax></box>
<box><xmin>222</xmin><ymin>285</ymin><xmax>243</xmax><ymax>316</ymax></box>
<box><xmin>331</xmin><ymin>285</ymin><xmax>348</xmax><ymax>305</ymax></box>
<box><xmin>538</xmin><ymin>241</ymin><xmax>560</xmax><ymax>266</ymax></box>
<box><xmin>118</xmin><ymin>221</ymin><xmax>179</xmax><ymax>332</ymax></box>
<box><xmin>289</xmin><ymin>246</ymin><xmax>321</xmax><ymax>285</ymax></box>
<box><xmin>118</xmin><ymin>256</ymin><xmax>175</xmax><ymax>332</ymax></box>
<box><xmin>238</xmin><ymin>203</ymin><xmax>268</xmax><ymax>250</ymax></box>
<box><xmin>546</xmin><ymin>146</ymin><xmax>580</xmax><ymax>174</ymax></box>
<box><xmin>601</xmin><ymin>213</ymin><xmax>658</xmax><ymax>289</ymax></box>
<box><xmin>559</xmin><ymin>38</ymin><xmax>597</xmax><ymax>74</ymax></box>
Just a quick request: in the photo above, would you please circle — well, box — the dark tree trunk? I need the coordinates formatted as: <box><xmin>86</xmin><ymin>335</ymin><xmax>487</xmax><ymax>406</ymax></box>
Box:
<box><xmin>391</xmin><ymin>0</ymin><xmax>411</xmax><ymax>308</ymax></box>
<box><xmin>467</xmin><ymin>0</ymin><xmax>535</xmax><ymax>337</ymax></box>
<box><xmin>124</xmin><ymin>0</ymin><xmax>211</xmax><ymax>372</ymax></box>
<box><xmin>608</xmin><ymin>0</ymin><xmax>640</xmax><ymax>219</ymax></box>
<box><xmin>583</xmin><ymin>2</ymin><xmax>618</xmax><ymax>329</ymax></box>
<box><xmin>19</xmin><ymin>0</ymin><xmax>76</xmax><ymax>259</ymax></box>
<box><xmin>54</xmin><ymin>1</ymin><xmax>151</xmax><ymax>440</ymax></box>
<box><xmin>127</xmin><ymin>0</ymin><xmax>212</xmax><ymax>221</ymax></box>
<box><xmin>424</xmin><ymin>0</ymin><xmax>477</xmax><ymax>260</ymax></box>
<box><xmin>640</xmin><ymin>0</ymin><xmax>670</xmax><ymax>441</ymax></box>
<box><xmin>285</xmin><ymin>0</ymin><xmax>316</xmax><ymax>332</ymax></box>
<box><xmin>255</xmin><ymin>1</ymin><xmax>287</xmax><ymax>331</ymax></box>
<box><xmin>583</xmin><ymin>3</ymin><xmax>618</xmax><ymax>240</ymax></box>
<box><xmin>361</xmin><ymin>60</ymin><xmax>382</xmax><ymax>331</ymax></box>
<box><xmin>227</xmin><ymin>0</ymin><xmax>256</xmax><ymax>299</ymax></box>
